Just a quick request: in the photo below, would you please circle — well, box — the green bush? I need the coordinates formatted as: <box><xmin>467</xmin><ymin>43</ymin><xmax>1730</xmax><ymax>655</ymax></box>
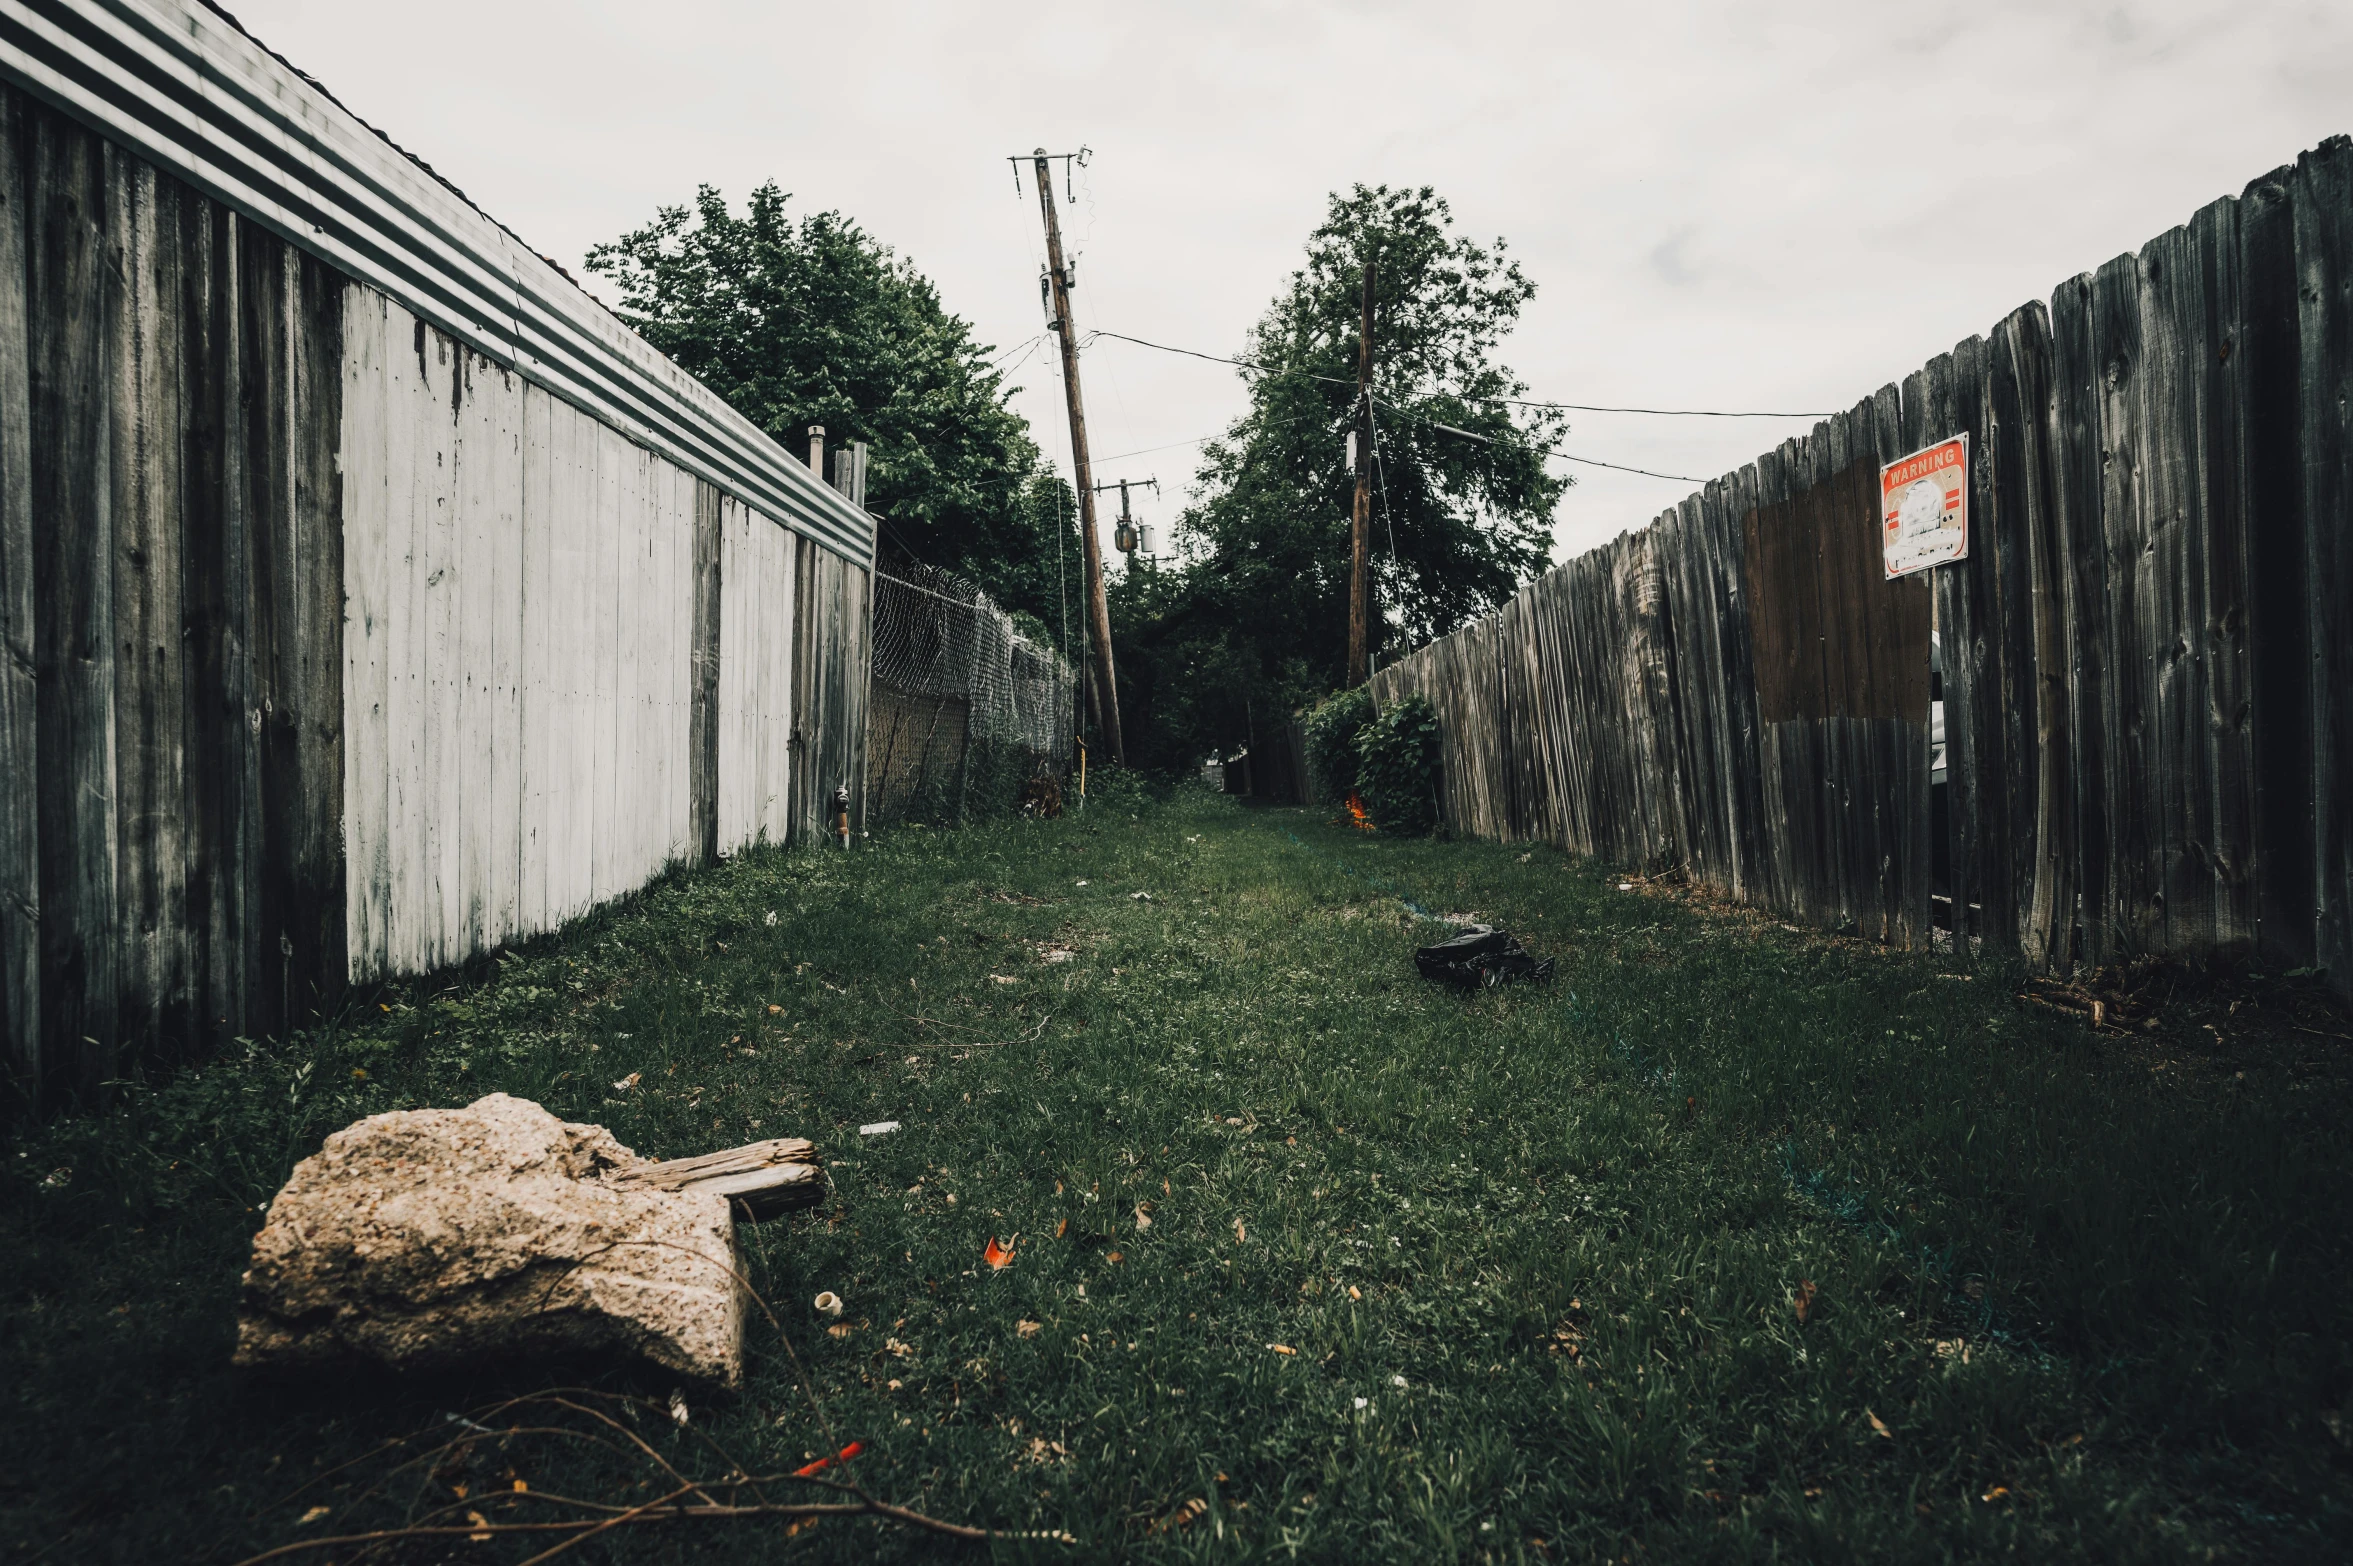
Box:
<box><xmin>1301</xmin><ymin>688</ymin><xmax>1374</xmax><ymax>802</ymax></box>
<box><xmin>1354</xmin><ymin>694</ymin><xmax>1442</xmax><ymax>836</ymax></box>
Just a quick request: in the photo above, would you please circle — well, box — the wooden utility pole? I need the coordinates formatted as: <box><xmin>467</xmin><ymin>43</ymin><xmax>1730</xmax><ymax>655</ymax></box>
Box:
<box><xmin>1348</xmin><ymin>258</ymin><xmax>1376</xmax><ymax>688</ymax></box>
<box><xmin>1032</xmin><ymin>149</ymin><xmax>1123</xmax><ymax>765</ymax></box>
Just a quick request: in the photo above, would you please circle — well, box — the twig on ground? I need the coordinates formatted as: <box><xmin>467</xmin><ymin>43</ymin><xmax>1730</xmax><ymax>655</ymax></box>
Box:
<box><xmin>227</xmin><ymin>1241</ymin><xmax>1070</xmax><ymax>1561</ymax></box>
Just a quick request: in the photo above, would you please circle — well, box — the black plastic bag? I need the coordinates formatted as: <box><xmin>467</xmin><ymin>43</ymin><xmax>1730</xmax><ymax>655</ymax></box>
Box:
<box><xmin>1414</xmin><ymin>924</ymin><xmax>1554</xmax><ymax>989</ymax></box>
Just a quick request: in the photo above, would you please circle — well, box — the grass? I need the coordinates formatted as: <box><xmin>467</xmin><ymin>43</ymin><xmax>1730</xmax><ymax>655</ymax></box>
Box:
<box><xmin>4</xmin><ymin>779</ymin><xmax>2351</xmax><ymax>1563</ymax></box>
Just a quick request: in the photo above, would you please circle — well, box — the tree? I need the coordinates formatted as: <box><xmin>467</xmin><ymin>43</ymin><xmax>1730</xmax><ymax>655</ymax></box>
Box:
<box><xmin>586</xmin><ymin>184</ymin><xmax>1077</xmax><ymax>643</ymax></box>
<box><xmin>1116</xmin><ymin>184</ymin><xmax>1568</xmax><ymax>769</ymax></box>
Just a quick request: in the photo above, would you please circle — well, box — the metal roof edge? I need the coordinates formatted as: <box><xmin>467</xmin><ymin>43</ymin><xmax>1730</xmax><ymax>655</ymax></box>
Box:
<box><xmin>0</xmin><ymin>0</ymin><xmax>875</xmax><ymax>567</ymax></box>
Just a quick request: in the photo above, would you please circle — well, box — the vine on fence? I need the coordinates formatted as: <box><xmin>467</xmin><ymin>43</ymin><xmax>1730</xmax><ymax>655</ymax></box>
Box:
<box><xmin>1301</xmin><ymin>688</ymin><xmax>1374</xmax><ymax>804</ymax></box>
<box><xmin>1355</xmin><ymin>695</ymin><xmax>1442</xmax><ymax>838</ymax></box>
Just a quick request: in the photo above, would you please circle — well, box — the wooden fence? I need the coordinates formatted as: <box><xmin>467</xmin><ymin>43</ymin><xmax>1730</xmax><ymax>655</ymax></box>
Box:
<box><xmin>0</xmin><ymin>9</ymin><xmax>875</xmax><ymax>1106</ymax></box>
<box><xmin>1372</xmin><ymin>137</ymin><xmax>2352</xmax><ymax>998</ymax></box>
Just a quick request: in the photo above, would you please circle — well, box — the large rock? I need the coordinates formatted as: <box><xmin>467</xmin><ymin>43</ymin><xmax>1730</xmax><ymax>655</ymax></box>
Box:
<box><xmin>235</xmin><ymin>1093</ymin><xmax>745</xmax><ymax>1385</ymax></box>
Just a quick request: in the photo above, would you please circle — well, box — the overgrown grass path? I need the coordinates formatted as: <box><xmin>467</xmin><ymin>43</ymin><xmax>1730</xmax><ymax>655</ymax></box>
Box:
<box><xmin>7</xmin><ymin>786</ymin><xmax>2351</xmax><ymax>1562</ymax></box>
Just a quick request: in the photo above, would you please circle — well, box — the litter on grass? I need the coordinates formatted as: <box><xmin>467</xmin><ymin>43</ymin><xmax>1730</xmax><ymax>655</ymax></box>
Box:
<box><xmin>1413</xmin><ymin>925</ymin><xmax>1555</xmax><ymax>989</ymax></box>
<box><xmin>859</xmin><ymin>1120</ymin><xmax>902</xmax><ymax>1137</ymax></box>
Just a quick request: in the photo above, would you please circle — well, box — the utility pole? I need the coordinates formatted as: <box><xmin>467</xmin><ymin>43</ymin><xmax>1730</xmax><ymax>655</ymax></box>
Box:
<box><xmin>1348</xmin><ymin>258</ymin><xmax>1376</xmax><ymax>688</ymax></box>
<box><xmin>1025</xmin><ymin>147</ymin><xmax>1123</xmax><ymax>766</ymax></box>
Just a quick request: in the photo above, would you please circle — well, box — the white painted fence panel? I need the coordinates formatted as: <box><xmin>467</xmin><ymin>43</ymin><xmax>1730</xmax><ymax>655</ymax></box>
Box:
<box><xmin>718</xmin><ymin>495</ymin><xmax>799</xmax><ymax>851</ymax></box>
<box><xmin>342</xmin><ymin>287</ymin><xmax>769</xmax><ymax>984</ymax></box>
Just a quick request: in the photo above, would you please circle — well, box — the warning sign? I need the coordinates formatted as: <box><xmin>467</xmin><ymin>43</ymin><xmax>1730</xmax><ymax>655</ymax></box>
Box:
<box><xmin>1880</xmin><ymin>434</ymin><xmax>1969</xmax><ymax>578</ymax></box>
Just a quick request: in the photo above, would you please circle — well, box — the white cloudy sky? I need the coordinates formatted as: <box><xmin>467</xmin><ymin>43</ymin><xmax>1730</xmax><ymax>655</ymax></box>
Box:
<box><xmin>234</xmin><ymin>0</ymin><xmax>2350</xmax><ymax>565</ymax></box>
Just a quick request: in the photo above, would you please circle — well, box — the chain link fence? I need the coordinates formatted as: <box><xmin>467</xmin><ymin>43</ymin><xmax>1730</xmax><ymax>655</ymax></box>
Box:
<box><xmin>867</xmin><ymin>560</ymin><xmax>1075</xmax><ymax>824</ymax></box>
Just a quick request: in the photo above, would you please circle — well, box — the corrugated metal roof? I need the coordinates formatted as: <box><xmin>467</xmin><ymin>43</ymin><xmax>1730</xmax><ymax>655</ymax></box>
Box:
<box><xmin>0</xmin><ymin>0</ymin><xmax>874</xmax><ymax>565</ymax></box>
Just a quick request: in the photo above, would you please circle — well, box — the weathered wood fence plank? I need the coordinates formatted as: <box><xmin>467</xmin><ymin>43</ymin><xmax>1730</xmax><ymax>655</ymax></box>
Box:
<box><xmin>2293</xmin><ymin>137</ymin><xmax>2353</xmax><ymax>1000</ymax></box>
<box><xmin>0</xmin><ymin>92</ymin><xmax>39</xmax><ymax>1090</ymax></box>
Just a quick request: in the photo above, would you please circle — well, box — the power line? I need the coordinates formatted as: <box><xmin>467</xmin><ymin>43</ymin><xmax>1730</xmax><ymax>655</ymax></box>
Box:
<box><xmin>1084</xmin><ymin>327</ymin><xmax>1830</xmax><ymax>418</ymax></box>
<box><xmin>1376</xmin><ymin>394</ymin><xmax>1709</xmax><ymax>484</ymax></box>
<box><xmin>1092</xmin><ymin>422</ymin><xmax>1707</xmax><ymax>485</ymax></box>
<box><xmin>990</xmin><ymin>331</ymin><xmax>1049</xmax><ymax>370</ymax></box>
<box><xmin>1095</xmin><ymin>434</ymin><xmax>1210</xmax><ymax>464</ymax></box>
<box><xmin>1547</xmin><ymin>451</ymin><xmax>1709</xmax><ymax>484</ymax></box>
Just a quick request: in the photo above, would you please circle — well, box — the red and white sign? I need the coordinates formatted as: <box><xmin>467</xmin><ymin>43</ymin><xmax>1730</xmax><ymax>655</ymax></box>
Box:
<box><xmin>1880</xmin><ymin>434</ymin><xmax>1969</xmax><ymax>578</ymax></box>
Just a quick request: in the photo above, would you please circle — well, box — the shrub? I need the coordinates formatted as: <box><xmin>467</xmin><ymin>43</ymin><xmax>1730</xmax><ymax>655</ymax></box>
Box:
<box><xmin>1355</xmin><ymin>695</ymin><xmax>1442</xmax><ymax>836</ymax></box>
<box><xmin>1301</xmin><ymin>688</ymin><xmax>1375</xmax><ymax>803</ymax></box>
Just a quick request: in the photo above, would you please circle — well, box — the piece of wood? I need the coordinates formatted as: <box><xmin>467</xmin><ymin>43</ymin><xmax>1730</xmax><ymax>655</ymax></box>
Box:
<box><xmin>588</xmin><ymin>420</ymin><xmax>621</xmax><ymax>902</ymax></box>
<box><xmin>2049</xmin><ymin>272</ymin><xmax>2110</xmax><ymax>968</ymax></box>
<box><xmin>377</xmin><ymin>305</ymin><xmax>424</xmax><ymax>977</ymax></box>
<box><xmin>689</xmin><ymin>477</ymin><xmax>721</xmax><ymax>864</ymax></box>
<box><xmin>609</xmin><ymin>1136</ymin><xmax>825</xmax><ymax>1221</ymax></box>
<box><xmin>1983</xmin><ymin>303</ymin><xmax>2073</xmax><ymax>970</ymax></box>
<box><xmin>2237</xmin><ymin>161</ymin><xmax>2314</xmax><ymax>973</ymax></box>
<box><xmin>282</xmin><ymin>249</ymin><xmax>349</xmax><ymax>1023</ymax></box>
<box><xmin>423</xmin><ymin>327</ymin><xmax>466</xmax><ymax>971</ymax></box>
<box><xmin>547</xmin><ymin>394</ymin><xmax>596</xmax><ymax>926</ymax></box>
<box><xmin>2189</xmin><ymin>198</ymin><xmax>2256</xmax><ymax>953</ymax></box>
<box><xmin>239</xmin><ymin>209</ymin><xmax>300</xmax><ymax>1043</ymax></box>
<box><xmin>479</xmin><ymin>354</ymin><xmax>525</xmax><ymax>952</ymax></box>
<box><xmin>31</xmin><ymin>108</ymin><xmax>121</xmax><ymax>1101</ymax></box>
<box><xmin>0</xmin><ymin>91</ymin><xmax>41</xmax><ymax>1087</ymax></box>
<box><xmin>340</xmin><ymin>287</ymin><xmax>390</xmax><ymax>983</ymax></box>
<box><xmin>178</xmin><ymin>197</ymin><xmax>240</xmax><ymax>1044</ymax></box>
<box><xmin>2292</xmin><ymin>136</ymin><xmax>2353</xmax><ymax>1005</ymax></box>
<box><xmin>2090</xmin><ymin>251</ymin><xmax>2159</xmax><ymax>957</ymax></box>
<box><xmin>109</xmin><ymin>154</ymin><xmax>190</xmax><ymax>1057</ymax></box>
<box><xmin>513</xmin><ymin>380</ymin><xmax>552</xmax><ymax>938</ymax></box>
<box><xmin>2134</xmin><ymin>222</ymin><xmax>2215</xmax><ymax>954</ymax></box>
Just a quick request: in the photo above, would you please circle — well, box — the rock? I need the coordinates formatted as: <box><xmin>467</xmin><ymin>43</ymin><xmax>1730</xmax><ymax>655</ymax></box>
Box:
<box><xmin>234</xmin><ymin>1093</ymin><xmax>744</xmax><ymax>1386</ymax></box>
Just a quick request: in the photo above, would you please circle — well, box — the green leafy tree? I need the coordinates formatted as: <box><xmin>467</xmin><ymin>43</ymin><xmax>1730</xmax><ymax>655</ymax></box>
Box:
<box><xmin>1117</xmin><ymin>184</ymin><xmax>1567</xmax><ymax>768</ymax></box>
<box><xmin>586</xmin><ymin>184</ymin><xmax>1077</xmax><ymax>643</ymax></box>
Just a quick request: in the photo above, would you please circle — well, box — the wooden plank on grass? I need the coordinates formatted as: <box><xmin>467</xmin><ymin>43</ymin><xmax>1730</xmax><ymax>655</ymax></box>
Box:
<box><xmin>608</xmin><ymin>1135</ymin><xmax>824</xmax><ymax>1221</ymax></box>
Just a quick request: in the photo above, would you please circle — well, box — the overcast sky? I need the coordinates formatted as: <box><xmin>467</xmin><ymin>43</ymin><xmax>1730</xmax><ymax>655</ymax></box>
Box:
<box><xmin>234</xmin><ymin>0</ymin><xmax>2350</xmax><ymax>565</ymax></box>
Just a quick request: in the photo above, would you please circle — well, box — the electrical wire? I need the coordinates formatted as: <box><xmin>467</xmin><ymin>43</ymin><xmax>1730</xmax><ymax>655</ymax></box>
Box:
<box><xmin>1084</xmin><ymin>328</ymin><xmax>1830</xmax><ymax>418</ymax></box>
<box><xmin>1373</xmin><ymin>393</ymin><xmax>1710</xmax><ymax>484</ymax></box>
<box><xmin>990</xmin><ymin>331</ymin><xmax>1048</xmax><ymax>370</ymax></box>
<box><xmin>1095</xmin><ymin>434</ymin><xmax>1211</xmax><ymax>464</ymax></box>
<box><xmin>1545</xmin><ymin>451</ymin><xmax>1709</xmax><ymax>484</ymax></box>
